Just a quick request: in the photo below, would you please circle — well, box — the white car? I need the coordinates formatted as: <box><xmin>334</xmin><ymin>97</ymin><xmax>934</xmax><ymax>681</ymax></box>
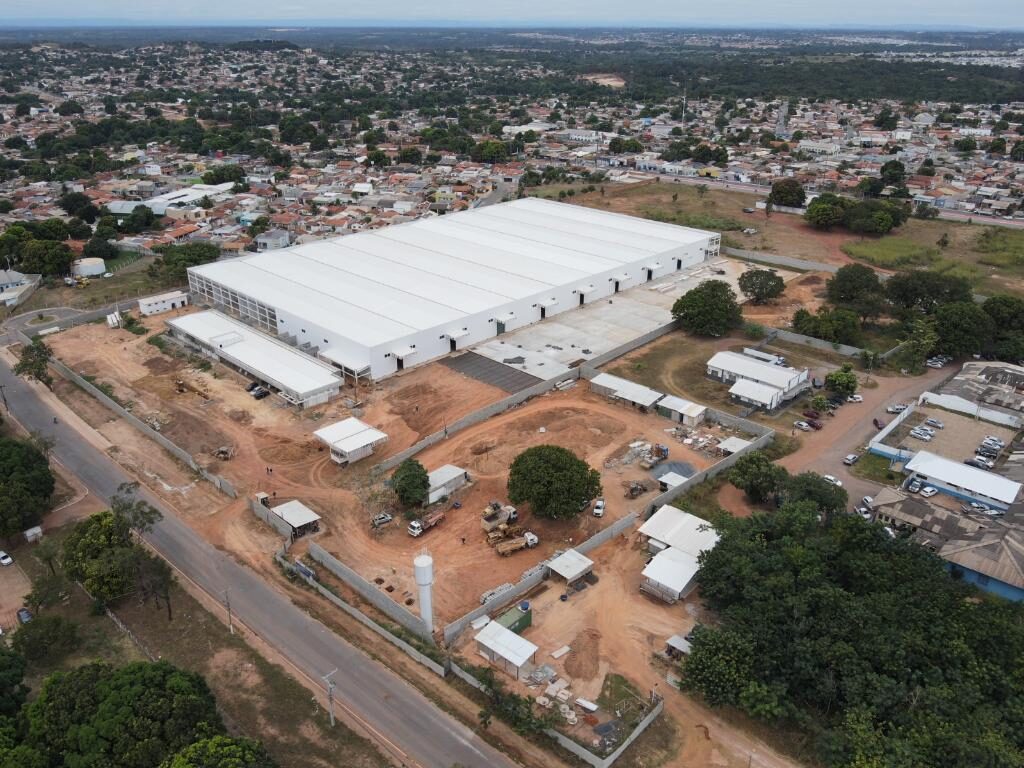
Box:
<box><xmin>909</xmin><ymin>430</ymin><xmax>932</xmax><ymax>442</ymax></box>
<box><xmin>593</xmin><ymin>499</ymin><xmax>606</xmax><ymax>518</ymax></box>
<box><xmin>102</xmin><ymin>272</ymin><xmax>113</xmax><ymax>278</ymax></box>
<box><xmin>983</xmin><ymin>436</ymin><xmax>1005</xmax><ymax>447</ymax></box>
<box><xmin>887</xmin><ymin>404</ymin><xmax>907</xmax><ymax>414</ymax></box>
<box><xmin>920</xmin><ymin>486</ymin><xmax>939</xmax><ymax>498</ymax></box>
<box><xmin>925</xmin><ymin>418</ymin><xmax>944</xmax><ymax>429</ymax></box>
<box><xmin>861</xmin><ymin>496</ymin><xmax>874</xmax><ymax>507</ymax></box>
<box><xmin>0</xmin><ymin>551</ymin><xmax>12</xmax><ymax>567</ymax></box>
<box><xmin>823</xmin><ymin>474</ymin><xmax>842</xmax><ymax>487</ymax></box>
<box><xmin>843</xmin><ymin>453</ymin><xmax>859</xmax><ymax>465</ymax></box>
<box><xmin>793</xmin><ymin>421</ymin><xmax>812</xmax><ymax>432</ymax></box>
<box><xmin>847</xmin><ymin>394</ymin><xmax>863</xmax><ymax>403</ymax></box>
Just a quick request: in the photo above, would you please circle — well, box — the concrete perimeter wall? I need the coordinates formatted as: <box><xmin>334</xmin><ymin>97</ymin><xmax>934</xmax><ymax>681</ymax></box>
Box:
<box><xmin>545</xmin><ymin>698</ymin><xmax>665</xmax><ymax>768</ymax></box>
<box><xmin>275</xmin><ymin>551</ymin><xmax>446</xmax><ymax>677</ymax></box>
<box><xmin>248</xmin><ymin>497</ymin><xmax>294</xmax><ymax>538</ymax></box>
<box><xmin>867</xmin><ymin>404</ymin><xmax>916</xmax><ymax>463</ymax></box>
<box><xmin>442</xmin><ymin>512</ymin><xmax>638</xmax><ymax>646</ymax></box>
<box><xmin>767</xmin><ymin>328</ymin><xmax>864</xmax><ymax>358</ymax></box>
<box><xmin>919</xmin><ymin>391</ymin><xmax>1024</xmax><ymax>429</ymax></box>
<box><xmin>22</xmin><ymin>329</ymin><xmax>237</xmax><ymax>498</ymax></box>
<box><xmin>307</xmin><ymin>542</ymin><xmax>433</xmax><ymax>643</ymax></box>
<box><xmin>580</xmin><ymin>319</ymin><xmax>679</xmax><ymax>373</ymax></box>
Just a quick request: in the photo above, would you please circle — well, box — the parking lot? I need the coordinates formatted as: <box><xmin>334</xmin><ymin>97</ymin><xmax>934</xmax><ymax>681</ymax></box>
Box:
<box><xmin>882</xmin><ymin>405</ymin><xmax>1017</xmax><ymax>465</ymax></box>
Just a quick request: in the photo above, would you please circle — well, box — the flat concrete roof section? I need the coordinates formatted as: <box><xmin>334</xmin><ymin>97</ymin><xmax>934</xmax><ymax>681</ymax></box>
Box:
<box><xmin>167</xmin><ymin>310</ymin><xmax>340</xmax><ymax>400</ymax></box>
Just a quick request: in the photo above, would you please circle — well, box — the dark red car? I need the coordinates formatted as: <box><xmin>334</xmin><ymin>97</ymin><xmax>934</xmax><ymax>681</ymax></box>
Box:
<box><xmin>803</xmin><ymin>410</ymin><xmax>821</xmax><ymax>420</ymax></box>
<box><xmin>807</xmin><ymin>419</ymin><xmax>824</xmax><ymax>430</ymax></box>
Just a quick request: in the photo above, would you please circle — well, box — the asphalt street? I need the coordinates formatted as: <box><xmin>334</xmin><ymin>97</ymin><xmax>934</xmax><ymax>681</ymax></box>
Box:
<box><xmin>0</xmin><ymin>349</ymin><xmax>518</xmax><ymax>768</ymax></box>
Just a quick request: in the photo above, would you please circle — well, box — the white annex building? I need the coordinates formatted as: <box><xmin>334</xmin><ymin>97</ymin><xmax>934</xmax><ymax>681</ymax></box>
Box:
<box><xmin>187</xmin><ymin>198</ymin><xmax>718</xmax><ymax>381</ymax></box>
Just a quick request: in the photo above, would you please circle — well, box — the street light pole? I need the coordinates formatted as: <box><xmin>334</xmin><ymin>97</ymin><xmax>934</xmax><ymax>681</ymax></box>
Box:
<box><xmin>321</xmin><ymin>669</ymin><xmax>338</xmax><ymax>727</ymax></box>
<box><xmin>222</xmin><ymin>588</ymin><xmax>233</xmax><ymax>635</ymax></box>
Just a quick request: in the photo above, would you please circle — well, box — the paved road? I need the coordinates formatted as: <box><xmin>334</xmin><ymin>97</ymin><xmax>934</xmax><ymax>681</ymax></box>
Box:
<box><xmin>0</xmin><ymin>351</ymin><xmax>518</xmax><ymax>768</ymax></box>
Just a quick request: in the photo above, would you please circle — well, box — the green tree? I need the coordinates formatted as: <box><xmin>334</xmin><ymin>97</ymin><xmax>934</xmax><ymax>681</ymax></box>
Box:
<box><xmin>681</xmin><ymin>626</ymin><xmax>754</xmax><ymax>706</ymax></box>
<box><xmin>672</xmin><ymin>280</ymin><xmax>742</xmax><ymax>337</ymax></box>
<box><xmin>982</xmin><ymin>295</ymin><xmax>1024</xmax><ymax>331</ymax></box>
<box><xmin>25</xmin><ymin>661</ymin><xmax>223</xmax><ymax>767</ymax></box>
<box><xmin>0</xmin><ymin>648</ymin><xmax>27</xmax><ymax>718</ymax></box>
<box><xmin>507</xmin><ymin>445</ymin><xmax>601</xmax><ymax>520</ymax></box>
<box><xmin>826</xmin><ymin>263</ymin><xmax>882</xmax><ymax>307</ymax></box>
<box><xmin>161</xmin><ymin>736</ymin><xmax>278</xmax><ymax>768</ymax></box>
<box><xmin>201</xmin><ymin>165</ymin><xmax>245</xmax><ymax>185</ymax></box>
<box><xmin>82</xmin><ymin>236</ymin><xmax>119</xmax><ymax>262</ymax></box>
<box><xmin>1011</xmin><ymin>141</ymin><xmax>1024</xmax><ymax>162</ymax></box>
<box><xmin>810</xmin><ymin>394</ymin><xmax>830</xmax><ymax>412</ymax></box>
<box><xmin>934</xmin><ymin>302</ymin><xmax>995</xmax><ymax>358</ymax></box>
<box><xmin>11</xmin><ymin>616</ymin><xmax>79</xmax><ymax>663</ymax></box>
<box><xmin>880</xmin><ymin>159</ymin><xmax>906</xmax><ymax>186</ymax></box>
<box><xmin>391</xmin><ymin>459</ymin><xmax>429</xmax><ymax>507</ymax></box>
<box><xmin>729</xmin><ymin>451</ymin><xmax>789</xmax><ymax>504</ymax></box>
<box><xmin>0</xmin><ymin>436</ymin><xmax>55</xmax><ymax>537</ymax></box>
<box><xmin>737</xmin><ymin>269</ymin><xmax>785</xmax><ymax>304</ymax></box>
<box><xmin>885</xmin><ymin>270</ymin><xmax>973</xmax><ymax>314</ymax></box>
<box><xmin>785</xmin><ymin>471</ymin><xmax>848</xmax><ymax>516</ymax></box>
<box><xmin>766</xmin><ymin>178</ymin><xmax>806</xmax><ymax>208</ymax></box>
<box><xmin>905</xmin><ymin>316</ymin><xmax>940</xmax><ymax>372</ymax></box>
<box><xmin>19</xmin><ymin>240</ymin><xmax>72</xmax><ymax>276</ymax></box>
<box><xmin>13</xmin><ymin>339</ymin><xmax>53</xmax><ymax>390</ymax></box>
<box><xmin>804</xmin><ymin>193</ymin><xmax>849</xmax><ymax>230</ymax></box>
<box><xmin>61</xmin><ymin>510</ymin><xmax>135</xmax><ymax>602</ymax></box>
<box><xmin>824</xmin><ymin>363</ymin><xmax>858</xmax><ymax>397</ymax></box>
<box><xmin>111</xmin><ymin>481</ymin><xmax>163</xmax><ymax>535</ymax></box>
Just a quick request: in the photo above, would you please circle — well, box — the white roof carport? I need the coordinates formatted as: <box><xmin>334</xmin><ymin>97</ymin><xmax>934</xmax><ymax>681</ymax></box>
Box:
<box><xmin>272</xmin><ymin>500</ymin><xmax>321</xmax><ymax>529</ymax></box>
<box><xmin>314</xmin><ymin>417</ymin><xmax>388</xmax><ymax>454</ymax></box>
<box><xmin>589</xmin><ymin>372</ymin><xmax>664</xmax><ymax>408</ymax></box>
<box><xmin>475</xmin><ymin>620</ymin><xmax>538</xmax><ymax>668</ymax></box>
<box><xmin>546</xmin><ymin>549</ymin><xmax>594</xmax><ymax>584</ymax></box>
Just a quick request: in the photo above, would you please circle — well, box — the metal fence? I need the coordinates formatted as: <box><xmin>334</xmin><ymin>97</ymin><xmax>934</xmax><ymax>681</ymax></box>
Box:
<box><xmin>22</xmin><ymin>329</ymin><xmax>237</xmax><ymax>499</ymax></box>
<box><xmin>306</xmin><ymin>542</ymin><xmax>432</xmax><ymax>642</ymax></box>
<box><xmin>275</xmin><ymin>551</ymin><xmax>447</xmax><ymax>677</ymax></box>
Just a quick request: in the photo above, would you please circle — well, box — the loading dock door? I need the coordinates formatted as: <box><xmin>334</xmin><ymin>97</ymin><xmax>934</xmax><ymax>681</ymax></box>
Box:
<box><xmin>614</xmin><ymin>281</ymin><xmax>620</xmax><ymax>293</ymax></box>
<box><xmin>396</xmin><ymin>356</ymin><xmax>404</xmax><ymax>371</ymax></box>
<box><xmin>540</xmin><ymin>306</ymin><xmax>546</xmax><ymax>320</ymax></box>
<box><xmin>646</xmin><ymin>268</ymin><xmax>653</xmax><ymax>282</ymax></box>
<box><xmin>579</xmin><ymin>293</ymin><xmax>585</xmax><ymax>306</ymax></box>
<box><xmin>450</xmin><ymin>338</ymin><xmax>458</xmax><ymax>352</ymax></box>
<box><xmin>676</xmin><ymin>258</ymin><xmax>682</xmax><ymax>270</ymax></box>
<box><xmin>496</xmin><ymin>320</ymin><xmax>506</xmax><ymax>335</ymax></box>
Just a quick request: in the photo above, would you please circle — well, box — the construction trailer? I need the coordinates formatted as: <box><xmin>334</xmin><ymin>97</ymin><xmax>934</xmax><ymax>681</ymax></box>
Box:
<box><xmin>427</xmin><ymin>464</ymin><xmax>470</xmax><ymax>504</ymax></box>
<box><xmin>139</xmin><ymin>290</ymin><xmax>190</xmax><ymax>316</ymax></box>
<box><xmin>475</xmin><ymin>619</ymin><xmax>538</xmax><ymax>680</ymax></box>
<box><xmin>314</xmin><ymin>417</ymin><xmax>388</xmax><ymax>465</ymax></box>
<box><xmin>656</xmin><ymin>395</ymin><xmax>707</xmax><ymax>426</ymax></box>
<box><xmin>588</xmin><ymin>372</ymin><xmax>665</xmax><ymax>411</ymax></box>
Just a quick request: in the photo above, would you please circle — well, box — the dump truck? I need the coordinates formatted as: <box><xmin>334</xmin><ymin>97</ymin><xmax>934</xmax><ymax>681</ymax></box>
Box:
<box><xmin>640</xmin><ymin>444</ymin><xmax>669</xmax><ymax>469</ymax></box>
<box><xmin>486</xmin><ymin>523</ymin><xmax>523</xmax><ymax>546</ymax></box>
<box><xmin>481</xmin><ymin>501</ymin><xmax>518</xmax><ymax>532</ymax></box>
<box><xmin>495</xmin><ymin>531</ymin><xmax>539</xmax><ymax>556</ymax></box>
<box><xmin>407</xmin><ymin>508</ymin><xmax>445</xmax><ymax>537</ymax></box>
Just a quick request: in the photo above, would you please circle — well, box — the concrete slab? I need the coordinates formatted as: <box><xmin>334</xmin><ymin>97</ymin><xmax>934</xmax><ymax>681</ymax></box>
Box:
<box><xmin>441</xmin><ymin>351</ymin><xmax>544</xmax><ymax>393</ymax></box>
<box><xmin>469</xmin><ymin>258</ymin><xmax>752</xmax><ymax>379</ymax></box>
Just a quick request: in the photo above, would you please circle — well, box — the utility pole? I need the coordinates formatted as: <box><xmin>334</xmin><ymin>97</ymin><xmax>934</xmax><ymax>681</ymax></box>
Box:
<box><xmin>222</xmin><ymin>588</ymin><xmax>234</xmax><ymax>635</ymax></box>
<box><xmin>321</xmin><ymin>669</ymin><xmax>338</xmax><ymax>727</ymax></box>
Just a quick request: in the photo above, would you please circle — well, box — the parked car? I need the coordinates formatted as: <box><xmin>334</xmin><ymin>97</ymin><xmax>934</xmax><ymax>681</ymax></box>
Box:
<box><xmin>887</xmin><ymin>404</ymin><xmax>908</xmax><ymax>414</ymax></box>
<box><xmin>823</xmin><ymin>475</ymin><xmax>843</xmax><ymax>487</ymax></box>
<box><xmin>245</xmin><ymin>381</ymin><xmax>261</xmax><ymax>392</ymax></box>
<box><xmin>926</xmin><ymin>359</ymin><xmax>945</xmax><ymax>369</ymax></box>
<box><xmin>843</xmin><ymin>453</ymin><xmax>859</xmax><ymax>466</ymax></box>
<box><xmin>909</xmin><ymin>430</ymin><xmax>932</xmax><ymax>442</ymax></box>
<box><xmin>803</xmin><ymin>410</ymin><xmax>821</xmax><ymax>420</ymax></box>
<box><xmin>0</xmin><ymin>551</ymin><xmax>12</xmax><ymax>567</ymax></box>
<box><xmin>925</xmin><ymin>418</ymin><xmax>944</xmax><ymax>429</ymax></box>
<box><xmin>861</xmin><ymin>496</ymin><xmax>874</xmax><ymax>507</ymax></box>
<box><xmin>593</xmin><ymin>499</ymin><xmax>606</xmax><ymax>518</ymax></box>
<box><xmin>908</xmin><ymin>480</ymin><xmax>922</xmax><ymax>493</ymax></box>
<box><xmin>742</xmin><ymin>207</ymin><xmax>756</xmax><ymax>214</ymax></box>
<box><xmin>371</xmin><ymin>512</ymin><xmax>394</xmax><ymax>529</ymax></box>
<box><xmin>102</xmin><ymin>271</ymin><xmax>113</xmax><ymax>279</ymax></box>
<box><xmin>828</xmin><ymin>396</ymin><xmax>845</xmax><ymax>407</ymax></box>
<box><xmin>873</xmin><ymin>418</ymin><xmax>886</xmax><ymax>430</ymax></box>
<box><xmin>250</xmin><ymin>386</ymin><xmax>267</xmax><ymax>398</ymax></box>
<box><xmin>920</xmin><ymin>486</ymin><xmax>939</xmax><ymax>498</ymax></box>
<box><xmin>984</xmin><ymin>436</ymin><xmax>1005</xmax><ymax>446</ymax></box>
<box><xmin>855</xmin><ymin>507</ymin><xmax>872</xmax><ymax>520</ymax></box>
<box><xmin>253</xmin><ymin>389</ymin><xmax>270</xmax><ymax>400</ymax></box>
<box><xmin>847</xmin><ymin>394</ymin><xmax>863</xmax><ymax>403</ymax></box>
<box><xmin>16</xmin><ymin>608</ymin><xmax>32</xmax><ymax>625</ymax></box>
<box><xmin>812</xmin><ymin>378</ymin><xmax>823</xmax><ymax>389</ymax></box>
<box><xmin>807</xmin><ymin>419</ymin><xmax>823</xmax><ymax>430</ymax></box>
<box><xmin>794</xmin><ymin>421</ymin><xmax>812</xmax><ymax>432</ymax></box>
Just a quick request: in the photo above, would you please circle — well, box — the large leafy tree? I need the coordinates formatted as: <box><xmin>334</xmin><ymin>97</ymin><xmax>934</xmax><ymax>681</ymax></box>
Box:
<box><xmin>729</xmin><ymin>451</ymin><xmax>789</xmax><ymax>503</ymax></box>
<box><xmin>11</xmin><ymin>616</ymin><xmax>79</xmax><ymax>663</ymax></box>
<box><xmin>785</xmin><ymin>471</ymin><xmax>848</xmax><ymax>516</ymax></box>
<box><xmin>0</xmin><ymin>436</ymin><xmax>55</xmax><ymax>537</ymax></box>
<box><xmin>766</xmin><ymin>178</ymin><xmax>805</xmax><ymax>208</ymax></box>
<box><xmin>824</xmin><ymin>363</ymin><xmax>858</xmax><ymax>397</ymax></box>
<box><xmin>391</xmin><ymin>458</ymin><xmax>429</xmax><ymax>507</ymax></box>
<box><xmin>804</xmin><ymin>193</ymin><xmax>850</xmax><ymax>230</ymax></box>
<box><xmin>161</xmin><ymin>736</ymin><xmax>278</xmax><ymax>768</ymax></box>
<box><xmin>886</xmin><ymin>270</ymin><xmax>973</xmax><ymax>315</ymax></box>
<box><xmin>13</xmin><ymin>338</ymin><xmax>53</xmax><ymax>390</ymax></box>
<box><xmin>507</xmin><ymin>445</ymin><xmax>601</xmax><ymax>520</ymax></box>
<box><xmin>61</xmin><ymin>510</ymin><xmax>135</xmax><ymax>601</ymax></box>
<box><xmin>934</xmin><ymin>302</ymin><xmax>995</xmax><ymax>358</ymax></box>
<box><xmin>825</xmin><ymin>263</ymin><xmax>881</xmax><ymax>307</ymax></box>
<box><xmin>25</xmin><ymin>661</ymin><xmax>223</xmax><ymax>767</ymax></box>
<box><xmin>0</xmin><ymin>648</ymin><xmax>27</xmax><ymax>718</ymax></box>
<box><xmin>672</xmin><ymin>280</ymin><xmax>742</xmax><ymax>337</ymax></box>
<box><xmin>737</xmin><ymin>269</ymin><xmax>784</xmax><ymax>304</ymax></box>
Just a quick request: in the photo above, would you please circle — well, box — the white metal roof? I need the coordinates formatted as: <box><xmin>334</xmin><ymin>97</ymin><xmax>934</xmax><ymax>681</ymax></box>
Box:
<box><xmin>657</xmin><ymin>394</ymin><xmax>706</xmax><ymax>417</ymax></box>
<box><xmin>718</xmin><ymin>436</ymin><xmax>753</xmax><ymax>454</ymax></box>
<box><xmin>728</xmin><ymin>378</ymin><xmax>781</xmax><ymax>406</ymax></box>
<box><xmin>272</xmin><ymin>500</ymin><xmax>321</xmax><ymax>528</ymax></box>
<box><xmin>314</xmin><ymin>417</ymin><xmax>388</xmax><ymax>454</ymax></box>
<box><xmin>639</xmin><ymin>506</ymin><xmax>720</xmax><ymax>558</ymax></box>
<box><xmin>167</xmin><ymin>310</ymin><xmax>340</xmax><ymax>398</ymax></box>
<box><xmin>475</xmin><ymin>620</ymin><xmax>538</xmax><ymax>668</ymax></box>
<box><xmin>428</xmin><ymin>464</ymin><xmax>467</xmax><ymax>489</ymax></box>
<box><xmin>659</xmin><ymin>472</ymin><xmax>688</xmax><ymax>488</ymax></box>
<box><xmin>642</xmin><ymin>546</ymin><xmax>699</xmax><ymax>595</ymax></box>
<box><xmin>905</xmin><ymin>451</ymin><xmax>1022</xmax><ymax>505</ymax></box>
<box><xmin>189</xmin><ymin>198</ymin><xmax>713</xmax><ymax>350</ymax></box>
<box><xmin>709</xmin><ymin>351</ymin><xmax>804</xmax><ymax>391</ymax></box>
<box><xmin>590</xmin><ymin>372</ymin><xmax>665</xmax><ymax>408</ymax></box>
<box><xmin>546</xmin><ymin>549</ymin><xmax>594</xmax><ymax>582</ymax></box>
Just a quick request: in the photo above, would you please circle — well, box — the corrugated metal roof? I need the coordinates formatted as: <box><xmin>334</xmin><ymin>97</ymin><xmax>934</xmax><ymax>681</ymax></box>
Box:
<box><xmin>906</xmin><ymin>451</ymin><xmax>1022</xmax><ymax>505</ymax></box>
<box><xmin>475</xmin><ymin>620</ymin><xmax>538</xmax><ymax>668</ymax></box>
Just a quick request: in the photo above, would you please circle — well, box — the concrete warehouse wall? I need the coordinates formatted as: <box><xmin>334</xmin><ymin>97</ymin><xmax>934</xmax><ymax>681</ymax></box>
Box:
<box><xmin>441</xmin><ymin>513</ymin><xmax>638</xmax><ymax>646</ymax></box>
<box><xmin>275</xmin><ymin>551</ymin><xmax>447</xmax><ymax>677</ymax></box>
<box><xmin>306</xmin><ymin>542</ymin><xmax>433</xmax><ymax>643</ymax></box>
<box><xmin>371</xmin><ymin>370</ymin><xmax>579</xmax><ymax>474</ymax></box>
<box><xmin>24</xmin><ymin>329</ymin><xmax>237</xmax><ymax>499</ymax></box>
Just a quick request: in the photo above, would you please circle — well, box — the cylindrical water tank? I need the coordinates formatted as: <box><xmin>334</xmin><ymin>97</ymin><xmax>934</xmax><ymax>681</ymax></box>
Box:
<box><xmin>72</xmin><ymin>257</ymin><xmax>106</xmax><ymax>277</ymax></box>
<box><xmin>414</xmin><ymin>553</ymin><xmax>434</xmax><ymax>586</ymax></box>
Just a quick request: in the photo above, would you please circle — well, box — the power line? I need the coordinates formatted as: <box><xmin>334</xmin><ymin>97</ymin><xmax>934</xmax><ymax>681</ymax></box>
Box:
<box><xmin>321</xmin><ymin>668</ymin><xmax>338</xmax><ymax>727</ymax></box>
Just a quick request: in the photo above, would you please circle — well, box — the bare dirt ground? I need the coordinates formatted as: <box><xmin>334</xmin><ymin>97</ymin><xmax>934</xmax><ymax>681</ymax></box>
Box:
<box><xmin>739</xmin><ymin>272</ymin><xmax>829</xmax><ymax>328</ymax></box>
<box><xmin>312</xmin><ymin>386</ymin><xmax>727</xmax><ymax>623</ymax></box>
<box><xmin>456</xmin><ymin>538</ymin><xmax>801</xmax><ymax>768</ymax></box>
<box><xmin>581</xmin><ymin>73</ymin><xmax>626</xmax><ymax>88</ymax></box>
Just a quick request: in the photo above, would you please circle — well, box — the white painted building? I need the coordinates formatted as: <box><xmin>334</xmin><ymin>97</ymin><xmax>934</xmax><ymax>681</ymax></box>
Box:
<box><xmin>427</xmin><ymin>464</ymin><xmax>470</xmax><ymax>504</ymax></box>
<box><xmin>166</xmin><ymin>310</ymin><xmax>342</xmax><ymax>408</ymax></box>
<box><xmin>139</xmin><ymin>290</ymin><xmax>190</xmax><ymax>316</ymax></box>
<box><xmin>904</xmin><ymin>451</ymin><xmax>1021</xmax><ymax>511</ymax></box>
<box><xmin>638</xmin><ymin>506</ymin><xmax>720</xmax><ymax>602</ymax></box>
<box><xmin>187</xmin><ymin>199</ymin><xmax>718</xmax><ymax>381</ymax></box>
<box><xmin>314</xmin><ymin>417</ymin><xmax>388</xmax><ymax>465</ymax></box>
<box><xmin>707</xmin><ymin>351</ymin><xmax>810</xmax><ymax>409</ymax></box>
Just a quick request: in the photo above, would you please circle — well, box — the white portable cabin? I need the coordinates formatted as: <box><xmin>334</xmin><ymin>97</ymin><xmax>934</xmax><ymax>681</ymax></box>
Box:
<box><xmin>139</xmin><ymin>290</ymin><xmax>190</xmax><ymax>316</ymax></box>
<box><xmin>314</xmin><ymin>417</ymin><xmax>388</xmax><ymax>465</ymax></box>
<box><xmin>427</xmin><ymin>464</ymin><xmax>470</xmax><ymax>504</ymax></box>
<box><xmin>475</xmin><ymin>619</ymin><xmax>538</xmax><ymax>680</ymax></box>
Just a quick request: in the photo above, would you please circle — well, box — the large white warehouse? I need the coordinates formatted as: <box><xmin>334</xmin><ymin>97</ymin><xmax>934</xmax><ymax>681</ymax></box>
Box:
<box><xmin>187</xmin><ymin>197</ymin><xmax>719</xmax><ymax>380</ymax></box>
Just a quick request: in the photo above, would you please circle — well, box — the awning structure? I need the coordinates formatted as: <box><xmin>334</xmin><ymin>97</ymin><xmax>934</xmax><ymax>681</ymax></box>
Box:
<box><xmin>393</xmin><ymin>346</ymin><xmax>417</xmax><ymax>358</ymax></box>
<box><xmin>475</xmin><ymin>620</ymin><xmax>538</xmax><ymax>668</ymax></box>
<box><xmin>718</xmin><ymin>436</ymin><xmax>752</xmax><ymax>455</ymax></box>
<box><xmin>546</xmin><ymin>549</ymin><xmax>594</xmax><ymax>583</ymax></box>
<box><xmin>272</xmin><ymin>500</ymin><xmax>321</xmax><ymax>529</ymax></box>
<box><xmin>447</xmin><ymin>328</ymin><xmax>470</xmax><ymax>339</ymax></box>
<box><xmin>539</xmin><ymin>297</ymin><xmax>560</xmax><ymax>308</ymax></box>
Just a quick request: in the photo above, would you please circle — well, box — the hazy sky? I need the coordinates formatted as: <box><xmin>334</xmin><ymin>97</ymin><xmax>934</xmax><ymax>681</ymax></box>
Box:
<box><xmin>4</xmin><ymin>0</ymin><xmax>1023</xmax><ymax>28</ymax></box>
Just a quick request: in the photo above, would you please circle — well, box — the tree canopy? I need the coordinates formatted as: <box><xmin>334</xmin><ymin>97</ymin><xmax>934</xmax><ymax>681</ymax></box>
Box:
<box><xmin>824</xmin><ymin>363</ymin><xmax>858</xmax><ymax>397</ymax></box>
<box><xmin>737</xmin><ymin>269</ymin><xmax>784</xmax><ymax>305</ymax></box>
<box><xmin>683</xmin><ymin>504</ymin><xmax>1024</xmax><ymax>768</ymax></box>
<box><xmin>729</xmin><ymin>450</ymin><xmax>789</xmax><ymax>504</ymax></box>
<box><xmin>507</xmin><ymin>444</ymin><xmax>601</xmax><ymax>520</ymax></box>
<box><xmin>672</xmin><ymin>280</ymin><xmax>742</xmax><ymax>337</ymax></box>
<box><xmin>391</xmin><ymin>458</ymin><xmax>429</xmax><ymax>507</ymax></box>
<box><xmin>0</xmin><ymin>436</ymin><xmax>55</xmax><ymax>537</ymax></box>
<box><xmin>766</xmin><ymin>178</ymin><xmax>805</xmax><ymax>208</ymax></box>
<box><xmin>160</xmin><ymin>736</ymin><xmax>278</xmax><ymax>768</ymax></box>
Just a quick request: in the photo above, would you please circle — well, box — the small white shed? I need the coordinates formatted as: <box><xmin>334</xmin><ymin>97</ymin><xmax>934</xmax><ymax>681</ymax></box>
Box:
<box><xmin>546</xmin><ymin>549</ymin><xmax>594</xmax><ymax>585</ymax></box>
<box><xmin>139</xmin><ymin>290</ymin><xmax>190</xmax><ymax>316</ymax></box>
<box><xmin>427</xmin><ymin>464</ymin><xmax>469</xmax><ymax>504</ymax></box>
<box><xmin>656</xmin><ymin>395</ymin><xmax>706</xmax><ymax>426</ymax></box>
<box><xmin>475</xmin><ymin>620</ymin><xmax>538</xmax><ymax>680</ymax></box>
<box><xmin>314</xmin><ymin>417</ymin><xmax>388</xmax><ymax>465</ymax></box>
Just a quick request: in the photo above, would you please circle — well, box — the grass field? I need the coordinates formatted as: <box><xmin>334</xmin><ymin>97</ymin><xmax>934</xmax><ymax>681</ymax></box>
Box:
<box><xmin>851</xmin><ymin>452</ymin><xmax>901</xmax><ymax>485</ymax></box>
<box><xmin>841</xmin><ymin>237</ymin><xmax>940</xmax><ymax>268</ymax></box>
<box><xmin>13</xmin><ymin>267</ymin><xmax>174</xmax><ymax>316</ymax></box>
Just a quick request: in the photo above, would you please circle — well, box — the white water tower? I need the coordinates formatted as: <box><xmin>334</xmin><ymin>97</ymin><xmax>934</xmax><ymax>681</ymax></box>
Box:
<box><xmin>413</xmin><ymin>553</ymin><xmax>434</xmax><ymax>634</ymax></box>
